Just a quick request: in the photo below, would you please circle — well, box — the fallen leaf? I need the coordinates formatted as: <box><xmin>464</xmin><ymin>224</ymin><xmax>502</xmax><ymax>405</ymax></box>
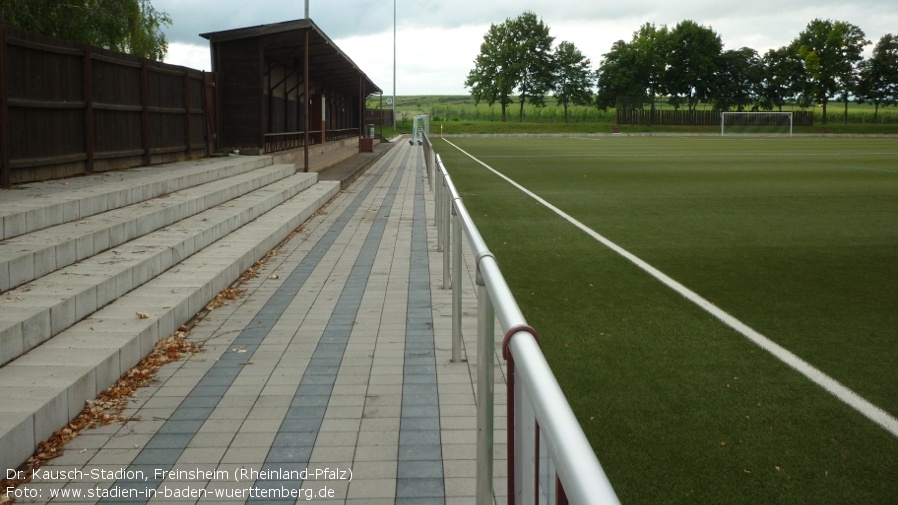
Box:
<box><xmin>268</xmin><ymin>274</ymin><xmax>279</xmax><ymax>280</ymax></box>
<box><xmin>136</xmin><ymin>312</ymin><xmax>149</xmax><ymax>319</ymax></box>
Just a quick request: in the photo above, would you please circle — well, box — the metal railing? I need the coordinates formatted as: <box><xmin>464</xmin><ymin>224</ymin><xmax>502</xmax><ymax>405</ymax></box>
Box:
<box><xmin>263</xmin><ymin>128</ymin><xmax>360</xmax><ymax>153</ymax></box>
<box><xmin>422</xmin><ymin>123</ymin><xmax>620</xmax><ymax>505</ymax></box>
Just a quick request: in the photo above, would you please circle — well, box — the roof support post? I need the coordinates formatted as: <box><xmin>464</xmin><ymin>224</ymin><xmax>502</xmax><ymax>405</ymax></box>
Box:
<box><xmin>0</xmin><ymin>26</ymin><xmax>9</xmax><ymax>188</ymax></box>
<box><xmin>284</xmin><ymin>65</ymin><xmax>289</xmax><ymax>136</ymax></box>
<box><xmin>303</xmin><ymin>29</ymin><xmax>309</xmax><ymax>172</ymax></box>
<box><xmin>259</xmin><ymin>43</ymin><xmax>266</xmax><ymax>151</ymax></box>
<box><xmin>358</xmin><ymin>73</ymin><xmax>363</xmax><ymax>153</ymax></box>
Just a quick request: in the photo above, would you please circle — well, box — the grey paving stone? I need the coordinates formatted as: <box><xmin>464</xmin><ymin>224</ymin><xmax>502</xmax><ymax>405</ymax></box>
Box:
<box><xmin>265</xmin><ymin>446</ymin><xmax>312</xmax><ymax>463</ymax></box>
<box><xmin>399</xmin><ymin>430</ymin><xmax>441</xmax><ymax>445</ymax></box>
<box><xmin>131</xmin><ymin>448</ymin><xmax>183</xmax><ymax>465</ymax></box>
<box><xmin>398</xmin><ymin>443</ymin><xmax>443</xmax><ymax>461</ymax></box>
<box><xmin>272</xmin><ymin>431</ymin><xmax>317</xmax><ymax>447</ymax></box>
<box><xmin>395</xmin><ymin>477</ymin><xmax>445</xmax><ymax>499</ymax></box>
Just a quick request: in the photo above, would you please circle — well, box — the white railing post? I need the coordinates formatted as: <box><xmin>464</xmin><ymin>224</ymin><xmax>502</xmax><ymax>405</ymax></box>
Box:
<box><xmin>436</xmin><ymin>168</ymin><xmax>443</xmax><ymax>250</ymax></box>
<box><xmin>451</xmin><ymin>202</ymin><xmax>463</xmax><ymax>362</ymax></box>
<box><xmin>442</xmin><ymin>176</ymin><xmax>451</xmax><ymax>290</ymax></box>
<box><xmin>422</xmin><ymin>136</ymin><xmax>430</xmax><ymax>190</ymax></box>
<box><xmin>429</xmin><ymin>144</ymin><xmax>435</xmax><ymax>191</ymax></box>
<box><xmin>418</xmin><ymin>139</ymin><xmax>424</xmax><ymax>178</ymax></box>
<box><xmin>475</xmin><ymin>264</ymin><xmax>495</xmax><ymax>505</ymax></box>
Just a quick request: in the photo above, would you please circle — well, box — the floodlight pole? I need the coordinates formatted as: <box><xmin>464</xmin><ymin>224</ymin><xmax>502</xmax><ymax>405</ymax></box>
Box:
<box><xmin>304</xmin><ymin>0</ymin><xmax>309</xmax><ymax>18</ymax></box>
<box><xmin>392</xmin><ymin>0</ymin><xmax>396</xmax><ymax>129</ymax></box>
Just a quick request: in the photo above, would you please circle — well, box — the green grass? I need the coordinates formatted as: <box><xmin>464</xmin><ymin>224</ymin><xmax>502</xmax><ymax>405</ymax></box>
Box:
<box><xmin>433</xmin><ymin>136</ymin><xmax>898</xmax><ymax>503</ymax></box>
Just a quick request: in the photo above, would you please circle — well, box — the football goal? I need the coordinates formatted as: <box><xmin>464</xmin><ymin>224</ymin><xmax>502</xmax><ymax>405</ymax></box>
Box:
<box><xmin>721</xmin><ymin>112</ymin><xmax>792</xmax><ymax>136</ymax></box>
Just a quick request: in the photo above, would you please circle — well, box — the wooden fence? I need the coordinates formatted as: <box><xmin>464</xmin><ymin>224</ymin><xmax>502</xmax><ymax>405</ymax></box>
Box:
<box><xmin>0</xmin><ymin>25</ymin><xmax>218</xmax><ymax>187</ymax></box>
<box><xmin>616</xmin><ymin>109</ymin><xmax>814</xmax><ymax>126</ymax></box>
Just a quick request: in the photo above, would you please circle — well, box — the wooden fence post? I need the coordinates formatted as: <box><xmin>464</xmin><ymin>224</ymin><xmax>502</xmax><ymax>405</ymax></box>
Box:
<box><xmin>141</xmin><ymin>58</ymin><xmax>151</xmax><ymax>165</ymax></box>
<box><xmin>201</xmin><ymin>71</ymin><xmax>220</xmax><ymax>156</ymax></box>
<box><xmin>83</xmin><ymin>44</ymin><xmax>94</xmax><ymax>174</ymax></box>
<box><xmin>183</xmin><ymin>70</ymin><xmax>191</xmax><ymax>158</ymax></box>
<box><xmin>0</xmin><ymin>26</ymin><xmax>10</xmax><ymax>188</ymax></box>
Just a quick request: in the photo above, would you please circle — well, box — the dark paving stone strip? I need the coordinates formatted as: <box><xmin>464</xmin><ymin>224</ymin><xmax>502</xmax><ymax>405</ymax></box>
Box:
<box><xmin>396</xmin><ymin>151</ymin><xmax>446</xmax><ymax>505</ymax></box>
<box><xmin>244</xmin><ymin>146</ymin><xmax>413</xmax><ymax>504</ymax></box>
<box><xmin>98</xmin><ymin>147</ymin><xmax>405</xmax><ymax>505</ymax></box>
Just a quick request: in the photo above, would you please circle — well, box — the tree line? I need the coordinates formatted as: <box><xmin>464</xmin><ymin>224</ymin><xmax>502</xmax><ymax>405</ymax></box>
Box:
<box><xmin>0</xmin><ymin>0</ymin><xmax>171</xmax><ymax>60</ymax></box>
<box><xmin>466</xmin><ymin>13</ymin><xmax>898</xmax><ymax>125</ymax></box>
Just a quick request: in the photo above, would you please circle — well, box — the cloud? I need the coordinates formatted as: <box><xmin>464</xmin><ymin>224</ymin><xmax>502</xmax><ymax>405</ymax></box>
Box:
<box><xmin>157</xmin><ymin>0</ymin><xmax>896</xmax><ymax>44</ymax></box>
<box><xmin>157</xmin><ymin>0</ymin><xmax>898</xmax><ymax>95</ymax></box>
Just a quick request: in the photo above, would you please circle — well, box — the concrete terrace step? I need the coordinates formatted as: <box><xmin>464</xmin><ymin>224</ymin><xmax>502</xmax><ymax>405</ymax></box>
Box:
<box><xmin>0</xmin><ymin>172</ymin><xmax>318</xmax><ymax>367</ymax></box>
<box><xmin>0</xmin><ymin>155</ymin><xmax>273</xmax><ymax>241</ymax></box>
<box><xmin>0</xmin><ymin>164</ymin><xmax>299</xmax><ymax>293</ymax></box>
<box><xmin>0</xmin><ymin>180</ymin><xmax>341</xmax><ymax>473</ymax></box>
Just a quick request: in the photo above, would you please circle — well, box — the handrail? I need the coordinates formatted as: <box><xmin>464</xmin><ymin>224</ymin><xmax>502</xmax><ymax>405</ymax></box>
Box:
<box><xmin>423</xmin><ymin>123</ymin><xmax>621</xmax><ymax>505</ymax></box>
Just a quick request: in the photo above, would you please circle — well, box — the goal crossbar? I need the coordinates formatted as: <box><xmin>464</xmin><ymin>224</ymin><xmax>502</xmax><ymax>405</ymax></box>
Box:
<box><xmin>721</xmin><ymin>112</ymin><xmax>792</xmax><ymax>137</ymax></box>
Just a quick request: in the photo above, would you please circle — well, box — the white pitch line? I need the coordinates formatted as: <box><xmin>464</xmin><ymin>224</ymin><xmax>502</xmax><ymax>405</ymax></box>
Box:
<box><xmin>443</xmin><ymin>138</ymin><xmax>898</xmax><ymax>438</ymax></box>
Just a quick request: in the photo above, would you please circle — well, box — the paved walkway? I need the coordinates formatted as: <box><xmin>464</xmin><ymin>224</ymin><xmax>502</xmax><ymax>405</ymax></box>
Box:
<box><xmin>17</xmin><ymin>142</ymin><xmax>507</xmax><ymax>505</ymax></box>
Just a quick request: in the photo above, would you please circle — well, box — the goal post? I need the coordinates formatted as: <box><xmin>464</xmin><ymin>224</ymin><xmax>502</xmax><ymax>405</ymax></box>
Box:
<box><xmin>721</xmin><ymin>112</ymin><xmax>793</xmax><ymax>137</ymax></box>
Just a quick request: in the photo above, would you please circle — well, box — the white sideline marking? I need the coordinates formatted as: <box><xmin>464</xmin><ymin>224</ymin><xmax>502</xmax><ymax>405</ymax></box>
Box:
<box><xmin>443</xmin><ymin>138</ymin><xmax>898</xmax><ymax>438</ymax></box>
<box><xmin>475</xmin><ymin>151</ymin><xmax>898</xmax><ymax>159</ymax></box>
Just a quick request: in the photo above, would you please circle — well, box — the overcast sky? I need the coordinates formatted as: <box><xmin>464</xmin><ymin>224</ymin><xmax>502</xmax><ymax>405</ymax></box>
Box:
<box><xmin>157</xmin><ymin>0</ymin><xmax>898</xmax><ymax>95</ymax></box>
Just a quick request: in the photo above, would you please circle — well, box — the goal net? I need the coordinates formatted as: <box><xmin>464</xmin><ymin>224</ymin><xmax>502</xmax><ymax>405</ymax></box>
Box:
<box><xmin>721</xmin><ymin>112</ymin><xmax>792</xmax><ymax>136</ymax></box>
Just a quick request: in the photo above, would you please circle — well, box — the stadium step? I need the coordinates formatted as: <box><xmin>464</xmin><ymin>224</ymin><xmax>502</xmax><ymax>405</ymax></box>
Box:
<box><xmin>0</xmin><ymin>157</ymin><xmax>342</xmax><ymax>473</ymax></box>
<box><xmin>0</xmin><ymin>163</ymin><xmax>299</xmax><ymax>294</ymax></box>
<box><xmin>0</xmin><ymin>156</ymin><xmax>272</xmax><ymax>242</ymax></box>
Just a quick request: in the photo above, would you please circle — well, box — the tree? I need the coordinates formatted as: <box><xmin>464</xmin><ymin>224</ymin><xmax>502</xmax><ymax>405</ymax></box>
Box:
<box><xmin>856</xmin><ymin>34</ymin><xmax>898</xmax><ymax>120</ymax></box>
<box><xmin>757</xmin><ymin>46</ymin><xmax>807</xmax><ymax>111</ymax></box>
<box><xmin>711</xmin><ymin>47</ymin><xmax>760</xmax><ymax>111</ymax></box>
<box><xmin>594</xmin><ymin>24</ymin><xmax>669</xmax><ymax>120</ymax></box>
<box><xmin>0</xmin><ymin>0</ymin><xmax>171</xmax><ymax>60</ymax></box>
<box><xmin>793</xmin><ymin>19</ymin><xmax>869</xmax><ymax>125</ymax></box>
<box><xmin>666</xmin><ymin>20</ymin><xmax>723</xmax><ymax>110</ymax></box>
<box><xmin>465</xmin><ymin>20</ymin><xmax>517</xmax><ymax>122</ymax></box>
<box><xmin>509</xmin><ymin>12</ymin><xmax>555</xmax><ymax>122</ymax></box>
<box><xmin>552</xmin><ymin>41</ymin><xmax>593</xmax><ymax>122</ymax></box>
<box><xmin>630</xmin><ymin>23</ymin><xmax>670</xmax><ymax>119</ymax></box>
<box><xmin>595</xmin><ymin>39</ymin><xmax>641</xmax><ymax>110</ymax></box>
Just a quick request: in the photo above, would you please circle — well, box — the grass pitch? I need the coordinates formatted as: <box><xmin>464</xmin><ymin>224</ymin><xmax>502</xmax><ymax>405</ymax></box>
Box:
<box><xmin>433</xmin><ymin>136</ymin><xmax>898</xmax><ymax>503</ymax></box>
